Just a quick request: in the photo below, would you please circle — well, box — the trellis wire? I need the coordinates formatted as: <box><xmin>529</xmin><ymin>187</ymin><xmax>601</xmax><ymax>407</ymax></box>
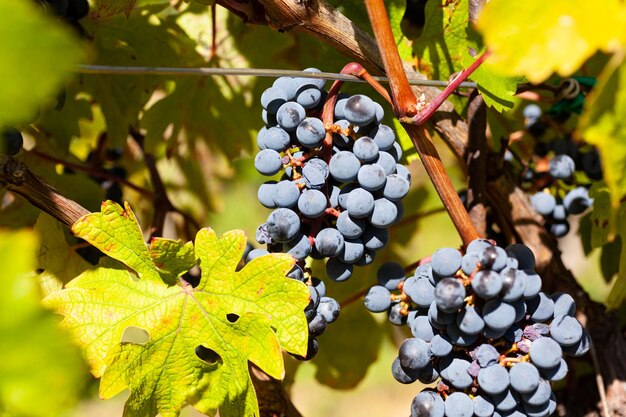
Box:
<box><xmin>77</xmin><ymin>65</ymin><xmax>478</xmax><ymax>88</ymax></box>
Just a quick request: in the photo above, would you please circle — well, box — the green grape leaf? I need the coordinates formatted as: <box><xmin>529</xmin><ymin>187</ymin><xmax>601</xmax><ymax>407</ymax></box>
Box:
<box><xmin>588</xmin><ymin>182</ymin><xmax>617</xmax><ymax>248</ymax></box>
<box><xmin>607</xmin><ymin>203</ymin><xmax>626</xmax><ymax>309</ymax></box>
<box><xmin>476</xmin><ymin>0</ymin><xmax>626</xmax><ymax>83</ymax></box>
<box><xmin>93</xmin><ymin>0</ymin><xmax>137</xmax><ymax>18</ymax></box>
<box><xmin>579</xmin><ymin>53</ymin><xmax>626</xmax><ymax>208</ymax></box>
<box><xmin>413</xmin><ymin>0</ymin><xmax>469</xmax><ymax>81</ymax></box>
<box><xmin>0</xmin><ymin>230</ymin><xmax>87</xmax><ymax>417</ymax></box>
<box><xmin>600</xmin><ymin>237</ymin><xmax>621</xmax><ymax>283</ymax></box>
<box><xmin>462</xmin><ymin>51</ymin><xmax>525</xmax><ymax>112</ymax></box>
<box><xmin>45</xmin><ymin>202</ymin><xmax>309</xmax><ymax>417</ymax></box>
<box><xmin>0</xmin><ymin>0</ymin><xmax>85</xmax><ymax>129</ymax></box>
<box><xmin>149</xmin><ymin>238</ymin><xmax>198</xmax><ymax>285</ymax></box>
<box><xmin>72</xmin><ymin>201</ymin><xmax>157</xmax><ymax>279</ymax></box>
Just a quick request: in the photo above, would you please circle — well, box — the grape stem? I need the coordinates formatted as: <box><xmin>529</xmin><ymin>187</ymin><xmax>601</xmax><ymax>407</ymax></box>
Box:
<box><xmin>365</xmin><ymin>0</ymin><xmax>482</xmax><ymax>248</ymax></box>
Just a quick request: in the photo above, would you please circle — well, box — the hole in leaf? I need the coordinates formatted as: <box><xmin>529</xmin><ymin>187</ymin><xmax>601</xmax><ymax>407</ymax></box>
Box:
<box><xmin>120</xmin><ymin>326</ymin><xmax>150</xmax><ymax>345</ymax></box>
<box><xmin>36</xmin><ymin>268</ymin><xmax>44</xmax><ymax>274</ymax></box>
<box><xmin>182</xmin><ymin>265</ymin><xmax>201</xmax><ymax>288</ymax></box>
<box><xmin>226</xmin><ymin>313</ymin><xmax>239</xmax><ymax>323</ymax></box>
<box><xmin>195</xmin><ymin>345</ymin><xmax>222</xmax><ymax>364</ymax></box>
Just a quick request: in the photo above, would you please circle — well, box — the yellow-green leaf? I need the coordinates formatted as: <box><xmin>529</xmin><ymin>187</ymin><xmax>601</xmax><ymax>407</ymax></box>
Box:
<box><xmin>588</xmin><ymin>182</ymin><xmax>616</xmax><ymax>248</ymax></box>
<box><xmin>0</xmin><ymin>230</ymin><xmax>87</xmax><ymax>417</ymax></box>
<box><xmin>72</xmin><ymin>201</ymin><xmax>158</xmax><ymax>279</ymax></box>
<box><xmin>149</xmin><ymin>237</ymin><xmax>198</xmax><ymax>285</ymax></box>
<box><xmin>607</xmin><ymin>203</ymin><xmax>626</xmax><ymax>309</ymax></box>
<box><xmin>477</xmin><ymin>0</ymin><xmax>626</xmax><ymax>83</ymax></box>
<box><xmin>578</xmin><ymin>53</ymin><xmax>626</xmax><ymax>207</ymax></box>
<box><xmin>45</xmin><ymin>203</ymin><xmax>309</xmax><ymax>417</ymax></box>
<box><xmin>0</xmin><ymin>0</ymin><xmax>85</xmax><ymax>129</ymax></box>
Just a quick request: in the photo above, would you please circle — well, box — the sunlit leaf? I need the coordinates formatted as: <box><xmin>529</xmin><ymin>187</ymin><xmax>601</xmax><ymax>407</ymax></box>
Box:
<box><xmin>578</xmin><ymin>53</ymin><xmax>626</xmax><ymax>207</ymax></box>
<box><xmin>0</xmin><ymin>230</ymin><xmax>87</xmax><ymax>417</ymax></box>
<box><xmin>477</xmin><ymin>0</ymin><xmax>626</xmax><ymax>83</ymax></box>
<box><xmin>45</xmin><ymin>202</ymin><xmax>309</xmax><ymax>417</ymax></box>
<box><xmin>0</xmin><ymin>0</ymin><xmax>84</xmax><ymax>129</ymax></box>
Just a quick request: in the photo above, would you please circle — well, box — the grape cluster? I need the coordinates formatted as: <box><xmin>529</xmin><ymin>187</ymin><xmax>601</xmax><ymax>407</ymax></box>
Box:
<box><xmin>253</xmin><ymin>69</ymin><xmax>410</xmax><ymax>358</ymax></box>
<box><xmin>0</xmin><ymin>128</ymin><xmax>24</xmax><ymax>156</ymax></box>
<box><xmin>520</xmin><ymin>105</ymin><xmax>600</xmax><ymax>237</ymax></box>
<box><xmin>365</xmin><ymin>239</ymin><xmax>589</xmax><ymax>417</ymax></box>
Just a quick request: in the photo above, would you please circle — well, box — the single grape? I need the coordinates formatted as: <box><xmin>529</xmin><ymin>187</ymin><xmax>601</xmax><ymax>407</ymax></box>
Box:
<box><xmin>429</xmin><ymin>334</ymin><xmax>453</xmax><ymax>357</ymax></box>
<box><xmin>526</xmin><ymin>292</ymin><xmax>554</xmax><ymax>322</ymax></box>
<box><xmin>388</xmin><ymin>302</ymin><xmax>407</xmax><ymax>326</ymax></box>
<box><xmin>492</xmin><ymin>389</ymin><xmax>519</xmax><ymax>412</ymax></box>
<box><xmin>563</xmin><ymin>329</ymin><xmax>590</xmax><ymax>357</ymax></box>
<box><xmin>563</xmin><ymin>186</ymin><xmax>593</xmax><ymax>215</ymax></box>
<box><xmin>258</xmin><ymin>181</ymin><xmax>277</xmax><ymax>208</ymax></box>
<box><xmin>245</xmin><ymin>248</ymin><xmax>269</xmax><ymax>263</ymax></box>
<box><xmin>263</xmin><ymin>126</ymin><xmax>291</xmax><ymax>151</ymax></box>
<box><xmin>399</xmin><ymin>337</ymin><xmax>431</xmax><ymax>371</ymax></box>
<box><xmin>523</xmin><ymin>104</ymin><xmax>542</xmax><ymax>122</ymax></box>
<box><xmin>353</xmin><ymin>137</ymin><xmax>379</xmax><ymax>162</ymax></box>
<box><xmin>329</xmin><ymin>151</ymin><xmax>361</xmax><ymax>182</ymax></box>
<box><xmin>369</xmin><ymin>124</ymin><xmax>395</xmax><ymax>150</ymax></box>
<box><xmin>410</xmin><ymin>390</ymin><xmax>445</xmax><ymax>417</ymax></box>
<box><xmin>473</xmin><ymin>395</ymin><xmax>495</xmax><ymax>417</ymax></box>
<box><xmin>549</xmin><ymin>314</ymin><xmax>583</xmax><ymax>346</ymax></box>
<box><xmin>392</xmin><ymin>356</ymin><xmax>420</xmax><ymax>384</ymax></box>
<box><xmin>357</xmin><ymin>163</ymin><xmax>387</xmax><ymax>191</ymax></box>
<box><xmin>296</xmin><ymin>87</ymin><xmax>322</xmax><ymax>109</ymax></box>
<box><xmin>404</xmin><ymin>277</ymin><xmax>435</xmax><ymax>308</ymax></box>
<box><xmin>302</xmin><ymin>158</ymin><xmax>328</xmax><ymax>189</ymax></box>
<box><xmin>261</xmin><ymin>86</ymin><xmax>288</xmax><ymax>113</ymax></box>
<box><xmin>370</xmin><ymin>197</ymin><xmax>399</xmax><ymax>228</ymax></box>
<box><xmin>308</xmin><ymin>314</ymin><xmax>327</xmax><ymax>336</ymax></box>
<box><xmin>521</xmin><ymin>378</ymin><xmax>552</xmax><ymax>406</ymax></box>
<box><xmin>284</xmin><ymin>234</ymin><xmax>311</xmax><ymax>260</ymax></box>
<box><xmin>344</xmin><ymin>94</ymin><xmax>376</xmax><ymax>126</ymax></box>
<box><xmin>431</xmin><ymin>247</ymin><xmax>462</xmax><ymax>277</ymax></box>
<box><xmin>315</xmin><ymin>228</ymin><xmax>345</xmax><ymax>258</ymax></box>
<box><xmin>529</xmin><ymin>337</ymin><xmax>563</xmax><ymax>368</ymax></box>
<box><xmin>338</xmin><ymin>238</ymin><xmax>365</xmax><ymax>264</ymax></box>
<box><xmin>548</xmin><ymin>293</ymin><xmax>573</xmax><ymax>320</ymax></box>
<box><xmin>346</xmin><ymin>188</ymin><xmax>375</xmax><ymax>218</ymax></box>
<box><xmin>483</xmin><ymin>299</ymin><xmax>516</xmax><ymax>331</ymax></box>
<box><xmin>276</xmin><ymin>101</ymin><xmax>306</xmax><ymax>131</ymax></box>
<box><xmin>434</xmin><ymin>277</ymin><xmax>466</xmax><ymax>312</ymax></box>
<box><xmin>444</xmin><ymin>392</ymin><xmax>473</xmax><ymax>417</ymax></box>
<box><xmin>336</xmin><ymin>211</ymin><xmax>365</xmax><ymax>238</ymax></box>
<box><xmin>254</xmin><ymin>149</ymin><xmax>283</xmax><ymax>176</ymax></box>
<box><xmin>298</xmin><ymin>189</ymin><xmax>327</xmax><ymax>218</ymax></box>
<box><xmin>457</xmin><ymin>305</ymin><xmax>485</xmax><ymax>335</ymax></box>
<box><xmin>505</xmin><ymin>243</ymin><xmax>536</xmax><ymax>271</ymax></box>
<box><xmin>274</xmin><ymin>180</ymin><xmax>300</xmax><ymax>208</ymax></box>
<box><xmin>472</xmin><ymin>270</ymin><xmax>503</xmax><ymax>299</ymax></box>
<box><xmin>383</xmin><ymin>174</ymin><xmax>410</xmax><ymax>201</ymax></box>
<box><xmin>364</xmin><ymin>285</ymin><xmax>391</xmax><ymax>312</ymax></box>
<box><xmin>509</xmin><ymin>362</ymin><xmax>540</xmax><ymax>394</ymax></box>
<box><xmin>296</xmin><ymin>117</ymin><xmax>325</xmax><ymax>147</ymax></box>
<box><xmin>499</xmin><ymin>268</ymin><xmax>525</xmax><ymax>302</ymax></box>
<box><xmin>439</xmin><ymin>357</ymin><xmax>473</xmax><ymax>389</ymax></box>
<box><xmin>410</xmin><ymin>315</ymin><xmax>437</xmax><ymax>342</ymax></box>
<box><xmin>474</xmin><ymin>344</ymin><xmax>500</xmax><ymax>368</ymax></box>
<box><xmin>530</xmin><ymin>192</ymin><xmax>556</xmax><ymax>216</ymax></box>
<box><xmin>375</xmin><ymin>151</ymin><xmax>397</xmax><ymax>175</ymax></box>
<box><xmin>478</xmin><ymin>364</ymin><xmax>510</xmax><ymax>395</ymax></box>
<box><xmin>428</xmin><ymin>300</ymin><xmax>455</xmax><ymax>327</ymax></box>
<box><xmin>266</xmin><ymin>208</ymin><xmax>300</xmax><ymax>243</ymax></box>
<box><xmin>317</xmin><ymin>297</ymin><xmax>340</xmax><ymax>323</ymax></box>
<box><xmin>549</xmin><ymin>154</ymin><xmax>576</xmax><ymax>179</ymax></box>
